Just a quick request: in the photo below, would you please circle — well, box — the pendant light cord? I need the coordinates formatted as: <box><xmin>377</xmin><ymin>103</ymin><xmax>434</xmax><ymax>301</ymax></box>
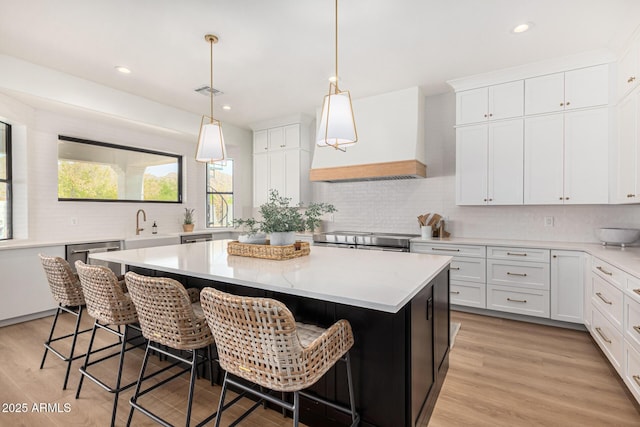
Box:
<box><xmin>210</xmin><ymin>37</ymin><xmax>214</xmax><ymax>122</ymax></box>
<box><xmin>335</xmin><ymin>0</ymin><xmax>339</xmax><ymax>92</ymax></box>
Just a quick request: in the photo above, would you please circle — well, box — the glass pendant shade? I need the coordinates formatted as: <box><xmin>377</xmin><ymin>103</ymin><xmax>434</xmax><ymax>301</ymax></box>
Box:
<box><xmin>195</xmin><ymin>116</ymin><xmax>225</xmax><ymax>163</ymax></box>
<box><xmin>316</xmin><ymin>86</ymin><xmax>357</xmax><ymax>148</ymax></box>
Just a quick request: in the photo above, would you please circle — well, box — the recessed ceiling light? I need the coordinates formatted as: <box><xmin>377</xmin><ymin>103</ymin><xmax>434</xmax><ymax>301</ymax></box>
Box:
<box><xmin>222</xmin><ymin>105</ymin><xmax>231</xmax><ymax>111</ymax></box>
<box><xmin>512</xmin><ymin>22</ymin><xmax>534</xmax><ymax>34</ymax></box>
<box><xmin>114</xmin><ymin>65</ymin><xmax>131</xmax><ymax>74</ymax></box>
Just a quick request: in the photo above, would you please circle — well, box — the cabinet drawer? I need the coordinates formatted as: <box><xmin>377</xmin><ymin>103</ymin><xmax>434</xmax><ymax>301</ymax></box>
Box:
<box><xmin>450</xmin><ymin>281</ymin><xmax>486</xmax><ymax>309</ymax></box>
<box><xmin>487</xmin><ymin>259</ymin><xmax>550</xmax><ymax>290</ymax></box>
<box><xmin>487</xmin><ymin>246</ymin><xmax>550</xmax><ymax>262</ymax></box>
<box><xmin>486</xmin><ymin>285</ymin><xmax>550</xmax><ymax>318</ymax></box>
<box><xmin>625</xmin><ymin>296</ymin><xmax>640</xmax><ymax>354</ymax></box>
<box><xmin>627</xmin><ymin>275</ymin><xmax>640</xmax><ymax>303</ymax></box>
<box><xmin>412</xmin><ymin>243</ymin><xmax>485</xmax><ymax>258</ymax></box>
<box><xmin>624</xmin><ymin>342</ymin><xmax>640</xmax><ymax>403</ymax></box>
<box><xmin>591</xmin><ymin>257</ymin><xmax>625</xmax><ymax>289</ymax></box>
<box><xmin>591</xmin><ymin>306</ymin><xmax>624</xmax><ymax>374</ymax></box>
<box><xmin>591</xmin><ymin>273</ymin><xmax>624</xmax><ymax>331</ymax></box>
<box><xmin>450</xmin><ymin>256</ymin><xmax>485</xmax><ymax>283</ymax></box>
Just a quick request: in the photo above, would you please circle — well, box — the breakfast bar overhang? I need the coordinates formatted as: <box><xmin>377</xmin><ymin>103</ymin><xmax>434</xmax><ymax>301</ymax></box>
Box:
<box><xmin>91</xmin><ymin>241</ymin><xmax>451</xmax><ymax>427</ymax></box>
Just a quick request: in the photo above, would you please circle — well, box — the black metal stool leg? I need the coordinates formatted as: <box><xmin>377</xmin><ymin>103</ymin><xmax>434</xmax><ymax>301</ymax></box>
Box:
<box><xmin>75</xmin><ymin>319</ymin><xmax>99</xmax><ymax>398</ymax></box>
<box><xmin>40</xmin><ymin>305</ymin><xmax>62</xmax><ymax>369</ymax></box>
<box><xmin>345</xmin><ymin>352</ymin><xmax>358</xmax><ymax>424</ymax></box>
<box><xmin>214</xmin><ymin>372</ymin><xmax>229</xmax><ymax>427</ymax></box>
<box><xmin>62</xmin><ymin>306</ymin><xmax>83</xmax><ymax>390</ymax></box>
<box><xmin>110</xmin><ymin>324</ymin><xmax>130</xmax><ymax>427</ymax></box>
<box><xmin>185</xmin><ymin>349</ymin><xmax>199</xmax><ymax>427</ymax></box>
<box><xmin>127</xmin><ymin>342</ymin><xmax>152</xmax><ymax>427</ymax></box>
<box><xmin>293</xmin><ymin>391</ymin><xmax>300</xmax><ymax>427</ymax></box>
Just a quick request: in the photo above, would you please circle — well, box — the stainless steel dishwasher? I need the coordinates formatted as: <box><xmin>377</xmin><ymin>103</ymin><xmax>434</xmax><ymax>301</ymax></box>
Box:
<box><xmin>65</xmin><ymin>240</ymin><xmax>122</xmax><ymax>274</ymax></box>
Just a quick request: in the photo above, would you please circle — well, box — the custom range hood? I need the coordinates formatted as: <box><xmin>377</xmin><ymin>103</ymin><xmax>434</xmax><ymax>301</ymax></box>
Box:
<box><xmin>310</xmin><ymin>86</ymin><xmax>427</xmax><ymax>182</ymax></box>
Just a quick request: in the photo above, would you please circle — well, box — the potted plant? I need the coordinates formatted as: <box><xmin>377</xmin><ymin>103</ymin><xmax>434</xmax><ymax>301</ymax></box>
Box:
<box><xmin>233</xmin><ymin>217</ymin><xmax>267</xmax><ymax>244</ymax></box>
<box><xmin>183</xmin><ymin>207</ymin><xmax>195</xmax><ymax>232</ymax></box>
<box><xmin>234</xmin><ymin>190</ymin><xmax>336</xmax><ymax>246</ymax></box>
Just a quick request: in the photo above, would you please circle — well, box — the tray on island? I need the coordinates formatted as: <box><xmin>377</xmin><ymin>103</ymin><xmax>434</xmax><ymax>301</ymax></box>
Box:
<box><xmin>227</xmin><ymin>240</ymin><xmax>310</xmax><ymax>260</ymax></box>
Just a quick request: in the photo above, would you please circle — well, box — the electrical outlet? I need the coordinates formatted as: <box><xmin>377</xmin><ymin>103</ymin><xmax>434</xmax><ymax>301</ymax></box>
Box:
<box><xmin>544</xmin><ymin>216</ymin><xmax>554</xmax><ymax>227</ymax></box>
<box><xmin>70</xmin><ymin>217</ymin><xmax>78</xmax><ymax>226</ymax></box>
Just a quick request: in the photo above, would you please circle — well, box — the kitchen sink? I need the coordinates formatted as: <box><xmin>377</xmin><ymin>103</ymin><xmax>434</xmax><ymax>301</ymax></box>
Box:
<box><xmin>123</xmin><ymin>234</ymin><xmax>181</xmax><ymax>249</ymax></box>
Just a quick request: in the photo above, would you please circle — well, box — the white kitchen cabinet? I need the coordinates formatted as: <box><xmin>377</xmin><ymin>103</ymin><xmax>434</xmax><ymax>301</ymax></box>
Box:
<box><xmin>524</xmin><ymin>65</ymin><xmax>609</xmax><ymax>115</ymax></box>
<box><xmin>592</xmin><ymin>304</ymin><xmax>624</xmax><ymax>374</ymax></box>
<box><xmin>253</xmin><ymin>122</ymin><xmax>310</xmax><ymax>207</ymax></box>
<box><xmin>524</xmin><ymin>108</ymin><xmax>609</xmax><ymax>204</ymax></box>
<box><xmin>550</xmin><ymin>250</ymin><xmax>584</xmax><ymax>323</ymax></box>
<box><xmin>618</xmin><ymin>33</ymin><xmax>640</xmax><ymax>100</ymax></box>
<box><xmin>456</xmin><ymin>80</ymin><xmax>523</xmax><ymax>125</ymax></box>
<box><xmin>456</xmin><ymin>119</ymin><xmax>523</xmax><ymax>205</ymax></box>
<box><xmin>616</xmin><ymin>88</ymin><xmax>640</xmax><ymax>203</ymax></box>
<box><xmin>486</xmin><ymin>285</ymin><xmax>550</xmax><ymax>318</ymax></box>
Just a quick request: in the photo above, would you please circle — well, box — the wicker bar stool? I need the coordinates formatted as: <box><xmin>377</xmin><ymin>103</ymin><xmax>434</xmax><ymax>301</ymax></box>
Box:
<box><xmin>124</xmin><ymin>271</ymin><xmax>217</xmax><ymax>427</ymax></box>
<box><xmin>199</xmin><ymin>287</ymin><xmax>360</xmax><ymax>427</ymax></box>
<box><xmin>74</xmin><ymin>261</ymin><xmax>147</xmax><ymax>427</ymax></box>
<box><xmin>38</xmin><ymin>254</ymin><xmax>92</xmax><ymax>390</ymax></box>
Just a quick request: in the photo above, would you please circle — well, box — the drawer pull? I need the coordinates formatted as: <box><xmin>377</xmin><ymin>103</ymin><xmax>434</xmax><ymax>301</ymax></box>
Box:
<box><xmin>432</xmin><ymin>248</ymin><xmax>460</xmax><ymax>252</ymax></box>
<box><xmin>595</xmin><ymin>292</ymin><xmax>613</xmax><ymax>305</ymax></box>
<box><xmin>506</xmin><ymin>252</ymin><xmax>527</xmax><ymax>256</ymax></box>
<box><xmin>507</xmin><ymin>297</ymin><xmax>527</xmax><ymax>303</ymax></box>
<box><xmin>450</xmin><ymin>291</ymin><xmax>460</xmax><ymax>295</ymax></box>
<box><xmin>634</xmin><ymin>289</ymin><xmax>640</xmax><ymax>296</ymax></box>
<box><xmin>596</xmin><ymin>266</ymin><xmax>613</xmax><ymax>276</ymax></box>
<box><xmin>634</xmin><ymin>375</ymin><xmax>640</xmax><ymax>387</ymax></box>
<box><xmin>628</xmin><ymin>76</ymin><xmax>636</xmax><ymax>83</ymax></box>
<box><xmin>633</xmin><ymin>326</ymin><xmax>640</xmax><ymax>334</ymax></box>
<box><xmin>595</xmin><ymin>327</ymin><xmax>612</xmax><ymax>344</ymax></box>
<box><xmin>507</xmin><ymin>272</ymin><xmax>527</xmax><ymax>277</ymax></box>
<box><xmin>450</xmin><ymin>267</ymin><xmax>460</xmax><ymax>271</ymax></box>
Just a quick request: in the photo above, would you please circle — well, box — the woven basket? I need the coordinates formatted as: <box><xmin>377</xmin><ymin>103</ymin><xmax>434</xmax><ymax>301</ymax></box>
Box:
<box><xmin>227</xmin><ymin>240</ymin><xmax>310</xmax><ymax>260</ymax></box>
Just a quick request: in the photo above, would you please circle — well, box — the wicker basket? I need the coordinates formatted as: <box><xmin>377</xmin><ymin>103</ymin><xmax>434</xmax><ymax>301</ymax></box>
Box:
<box><xmin>227</xmin><ymin>240</ymin><xmax>310</xmax><ymax>260</ymax></box>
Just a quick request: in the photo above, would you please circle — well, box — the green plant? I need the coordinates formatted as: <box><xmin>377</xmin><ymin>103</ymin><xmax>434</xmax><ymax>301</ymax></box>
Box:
<box><xmin>183</xmin><ymin>208</ymin><xmax>195</xmax><ymax>224</ymax></box>
<box><xmin>233</xmin><ymin>190</ymin><xmax>336</xmax><ymax>234</ymax></box>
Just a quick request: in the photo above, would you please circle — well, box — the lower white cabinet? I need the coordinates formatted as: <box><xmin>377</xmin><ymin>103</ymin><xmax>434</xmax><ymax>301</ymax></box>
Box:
<box><xmin>550</xmin><ymin>250</ymin><xmax>584</xmax><ymax>323</ymax></box>
<box><xmin>486</xmin><ymin>285</ymin><xmax>550</xmax><ymax>318</ymax></box>
<box><xmin>624</xmin><ymin>342</ymin><xmax>640</xmax><ymax>402</ymax></box>
<box><xmin>592</xmin><ymin>305</ymin><xmax>624</xmax><ymax>374</ymax></box>
<box><xmin>450</xmin><ymin>281</ymin><xmax>486</xmax><ymax>309</ymax></box>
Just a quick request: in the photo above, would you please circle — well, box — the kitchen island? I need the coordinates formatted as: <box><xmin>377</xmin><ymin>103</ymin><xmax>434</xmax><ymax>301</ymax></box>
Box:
<box><xmin>91</xmin><ymin>240</ymin><xmax>451</xmax><ymax>427</ymax></box>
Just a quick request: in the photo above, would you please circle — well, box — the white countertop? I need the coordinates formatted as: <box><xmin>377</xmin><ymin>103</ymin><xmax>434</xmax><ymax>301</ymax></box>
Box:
<box><xmin>90</xmin><ymin>240</ymin><xmax>452</xmax><ymax>314</ymax></box>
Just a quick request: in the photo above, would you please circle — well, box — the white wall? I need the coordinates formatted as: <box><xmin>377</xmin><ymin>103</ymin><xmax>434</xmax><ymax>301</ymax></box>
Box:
<box><xmin>0</xmin><ymin>92</ymin><xmax>252</xmax><ymax>243</ymax></box>
<box><xmin>313</xmin><ymin>91</ymin><xmax>640</xmax><ymax>243</ymax></box>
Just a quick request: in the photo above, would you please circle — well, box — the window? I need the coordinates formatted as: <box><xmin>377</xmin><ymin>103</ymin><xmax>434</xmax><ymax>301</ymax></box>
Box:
<box><xmin>206</xmin><ymin>160</ymin><xmax>233</xmax><ymax>228</ymax></box>
<box><xmin>0</xmin><ymin>121</ymin><xmax>11</xmax><ymax>240</ymax></box>
<box><xmin>57</xmin><ymin>135</ymin><xmax>182</xmax><ymax>203</ymax></box>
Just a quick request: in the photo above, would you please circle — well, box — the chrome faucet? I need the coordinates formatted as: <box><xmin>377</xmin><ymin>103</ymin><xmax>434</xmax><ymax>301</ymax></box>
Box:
<box><xmin>136</xmin><ymin>209</ymin><xmax>147</xmax><ymax>235</ymax></box>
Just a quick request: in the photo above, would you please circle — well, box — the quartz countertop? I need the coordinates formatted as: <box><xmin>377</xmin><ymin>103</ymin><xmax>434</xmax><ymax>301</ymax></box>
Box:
<box><xmin>90</xmin><ymin>240</ymin><xmax>452</xmax><ymax>313</ymax></box>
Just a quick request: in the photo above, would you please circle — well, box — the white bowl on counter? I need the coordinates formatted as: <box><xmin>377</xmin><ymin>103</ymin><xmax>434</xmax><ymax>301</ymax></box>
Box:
<box><xmin>596</xmin><ymin>228</ymin><xmax>640</xmax><ymax>247</ymax></box>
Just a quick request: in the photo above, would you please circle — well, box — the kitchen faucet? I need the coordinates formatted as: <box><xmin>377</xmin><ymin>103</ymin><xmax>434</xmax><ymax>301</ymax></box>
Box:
<box><xmin>136</xmin><ymin>209</ymin><xmax>147</xmax><ymax>235</ymax></box>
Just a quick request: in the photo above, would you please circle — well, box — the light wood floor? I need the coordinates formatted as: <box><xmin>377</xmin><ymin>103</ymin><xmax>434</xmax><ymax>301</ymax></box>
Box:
<box><xmin>0</xmin><ymin>310</ymin><xmax>638</xmax><ymax>426</ymax></box>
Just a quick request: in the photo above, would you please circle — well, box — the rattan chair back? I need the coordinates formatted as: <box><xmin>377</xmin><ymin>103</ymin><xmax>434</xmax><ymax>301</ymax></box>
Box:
<box><xmin>39</xmin><ymin>254</ymin><xmax>85</xmax><ymax>307</ymax></box>
<box><xmin>75</xmin><ymin>261</ymin><xmax>137</xmax><ymax>326</ymax></box>
<box><xmin>199</xmin><ymin>287</ymin><xmax>354</xmax><ymax>392</ymax></box>
<box><xmin>124</xmin><ymin>271</ymin><xmax>213</xmax><ymax>351</ymax></box>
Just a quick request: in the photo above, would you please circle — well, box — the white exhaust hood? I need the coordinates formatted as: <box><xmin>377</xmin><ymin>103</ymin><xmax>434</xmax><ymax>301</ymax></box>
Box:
<box><xmin>310</xmin><ymin>86</ymin><xmax>426</xmax><ymax>182</ymax></box>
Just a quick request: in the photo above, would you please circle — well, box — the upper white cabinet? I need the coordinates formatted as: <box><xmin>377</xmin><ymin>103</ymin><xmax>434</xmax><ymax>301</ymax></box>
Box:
<box><xmin>616</xmin><ymin>88</ymin><xmax>640</xmax><ymax>203</ymax></box>
<box><xmin>524</xmin><ymin>108</ymin><xmax>609</xmax><ymax>205</ymax></box>
<box><xmin>456</xmin><ymin>120</ymin><xmax>523</xmax><ymax>205</ymax></box>
<box><xmin>524</xmin><ymin>65</ymin><xmax>609</xmax><ymax>115</ymax></box>
<box><xmin>253</xmin><ymin>122</ymin><xmax>310</xmax><ymax>206</ymax></box>
<box><xmin>456</xmin><ymin>80</ymin><xmax>524</xmax><ymax>125</ymax></box>
<box><xmin>618</xmin><ymin>33</ymin><xmax>640</xmax><ymax>100</ymax></box>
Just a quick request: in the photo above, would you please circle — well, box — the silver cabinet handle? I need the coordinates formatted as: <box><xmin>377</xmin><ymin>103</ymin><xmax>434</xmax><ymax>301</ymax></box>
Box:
<box><xmin>507</xmin><ymin>272</ymin><xmax>527</xmax><ymax>277</ymax></box>
<box><xmin>450</xmin><ymin>291</ymin><xmax>460</xmax><ymax>295</ymax></box>
<box><xmin>596</xmin><ymin>292</ymin><xmax>612</xmax><ymax>305</ymax></box>
<box><xmin>633</xmin><ymin>326</ymin><xmax>640</xmax><ymax>335</ymax></box>
<box><xmin>634</xmin><ymin>375</ymin><xmax>640</xmax><ymax>386</ymax></box>
<box><xmin>595</xmin><ymin>327</ymin><xmax>612</xmax><ymax>344</ymax></box>
<box><xmin>450</xmin><ymin>267</ymin><xmax>460</xmax><ymax>271</ymax></box>
<box><xmin>506</xmin><ymin>252</ymin><xmax>527</xmax><ymax>256</ymax></box>
<box><xmin>633</xmin><ymin>289</ymin><xmax>640</xmax><ymax>296</ymax></box>
<box><xmin>628</xmin><ymin>76</ymin><xmax>636</xmax><ymax>83</ymax></box>
<box><xmin>596</xmin><ymin>266</ymin><xmax>613</xmax><ymax>276</ymax></box>
<box><xmin>507</xmin><ymin>297</ymin><xmax>527</xmax><ymax>303</ymax></box>
<box><xmin>432</xmin><ymin>248</ymin><xmax>460</xmax><ymax>252</ymax></box>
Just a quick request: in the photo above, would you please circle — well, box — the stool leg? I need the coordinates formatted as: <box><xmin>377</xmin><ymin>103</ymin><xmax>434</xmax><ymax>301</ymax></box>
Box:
<box><xmin>293</xmin><ymin>391</ymin><xmax>300</xmax><ymax>427</ymax></box>
<box><xmin>110</xmin><ymin>324</ymin><xmax>129</xmax><ymax>427</ymax></box>
<box><xmin>127</xmin><ymin>342</ymin><xmax>152</xmax><ymax>427</ymax></box>
<box><xmin>207</xmin><ymin>344</ymin><xmax>215</xmax><ymax>387</ymax></box>
<box><xmin>185</xmin><ymin>349</ymin><xmax>199</xmax><ymax>427</ymax></box>
<box><xmin>40</xmin><ymin>304</ymin><xmax>62</xmax><ymax>369</ymax></box>
<box><xmin>62</xmin><ymin>306</ymin><xmax>84</xmax><ymax>390</ymax></box>
<box><xmin>75</xmin><ymin>319</ymin><xmax>99</xmax><ymax>399</ymax></box>
<box><xmin>214</xmin><ymin>372</ymin><xmax>229</xmax><ymax>427</ymax></box>
<box><xmin>345</xmin><ymin>352</ymin><xmax>357</xmax><ymax>424</ymax></box>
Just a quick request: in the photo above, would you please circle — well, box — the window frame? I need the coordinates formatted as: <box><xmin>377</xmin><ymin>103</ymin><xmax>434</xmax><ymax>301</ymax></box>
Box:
<box><xmin>0</xmin><ymin>121</ymin><xmax>12</xmax><ymax>240</ymax></box>
<box><xmin>206</xmin><ymin>159</ymin><xmax>234</xmax><ymax>229</ymax></box>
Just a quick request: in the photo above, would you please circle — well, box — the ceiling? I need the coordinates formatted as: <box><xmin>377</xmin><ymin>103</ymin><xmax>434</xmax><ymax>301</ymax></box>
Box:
<box><xmin>1</xmin><ymin>0</ymin><xmax>639</xmax><ymax>129</ymax></box>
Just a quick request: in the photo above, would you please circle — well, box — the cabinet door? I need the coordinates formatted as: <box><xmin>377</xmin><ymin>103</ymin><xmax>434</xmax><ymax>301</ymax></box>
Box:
<box><xmin>524</xmin><ymin>115</ymin><xmax>564</xmax><ymax>204</ymax></box>
<box><xmin>617</xmin><ymin>94</ymin><xmax>637</xmax><ymax>202</ymax></box>
<box><xmin>564</xmin><ymin>65</ymin><xmax>609</xmax><ymax>111</ymax></box>
<box><xmin>456</xmin><ymin>125</ymin><xmax>488</xmax><ymax>205</ymax></box>
<box><xmin>268</xmin><ymin>127</ymin><xmax>285</xmax><ymax>151</ymax></box>
<box><xmin>269</xmin><ymin>150</ymin><xmax>286</xmax><ymax>197</ymax></box>
<box><xmin>564</xmin><ymin>108</ymin><xmax>609</xmax><ymax>204</ymax></box>
<box><xmin>551</xmin><ymin>250</ymin><xmax>584</xmax><ymax>323</ymax></box>
<box><xmin>618</xmin><ymin>39</ymin><xmax>639</xmax><ymax>99</ymax></box>
<box><xmin>283</xmin><ymin>150</ymin><xmax>301</xmax><ymax>205</ymax></box>
<box><xmin>456</xmin><ymin>87</ymin><xmax>488</xmax><ymax>125</ymax></box>
<box><xmin>524</xmin><ymin>72</ymin><xmax>565</xmax><ymax>115</ymax></box>
<box><xmin>253</xmin><ymin>129</ymin><xmax>268</xmax><ymax>154</ymax></box>
<box><xmin>487</xmin><ymin>120</ymin><xmax>523</xmax><ymax>205</ymax></box>
<box><xmin>253</xmin><ymin>152</ymin><xmax>269</xmax><ymax>206</ymax></box>
<box><xmin>283</xmin><ymin>124</ymin><xmax>301</xmax><ymax>149</ymax></box>
<box><xmin>488</xmin><ymin>80</ymin><xmax>524</xmax><ymax>121</ymax></box>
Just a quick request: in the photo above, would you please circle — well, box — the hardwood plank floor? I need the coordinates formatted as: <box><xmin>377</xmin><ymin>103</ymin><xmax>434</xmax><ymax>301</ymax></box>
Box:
<box><xmin>0</xmin><ymin>310</ymin><xmax>638</xmax><ymax>426</ymax></box>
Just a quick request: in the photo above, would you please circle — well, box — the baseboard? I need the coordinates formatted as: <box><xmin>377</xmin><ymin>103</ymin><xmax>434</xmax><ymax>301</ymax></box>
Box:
<box><xmin>0</xmin><ymin>309</ymin><xmax>57</xmax><ymax>328</ymax></box>
<box><xmin>452</xmin><ymin>305</ymin><xmax>587</xmax><ymax>331</ymax></box>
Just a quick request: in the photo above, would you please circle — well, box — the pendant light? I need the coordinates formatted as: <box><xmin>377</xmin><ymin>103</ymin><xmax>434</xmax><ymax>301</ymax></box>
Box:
<box><xmin>316</xmin><ymin>0</ymin><xmax>357</xmax><ymax>151</ymax></box>
<box><xmin>195</xmin><ymin>34</ymin><xmax>226</xmax><ymax>164</ymax></box>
